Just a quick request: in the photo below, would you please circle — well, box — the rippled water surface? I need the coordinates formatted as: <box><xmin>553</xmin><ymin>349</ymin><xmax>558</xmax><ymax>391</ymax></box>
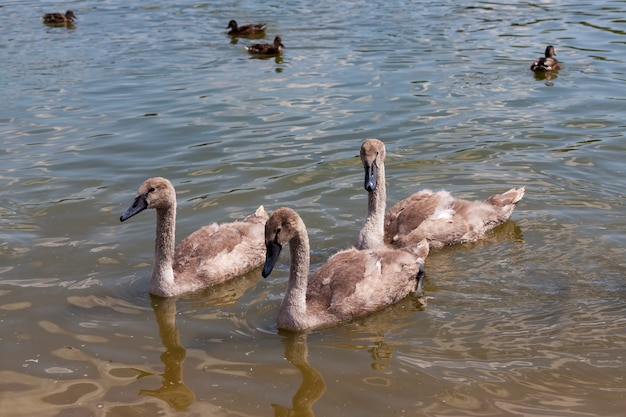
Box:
<box><xmin>1</xmin><ymin>1</ymin><xmax>625</xmax><ymax>416</ymax></box>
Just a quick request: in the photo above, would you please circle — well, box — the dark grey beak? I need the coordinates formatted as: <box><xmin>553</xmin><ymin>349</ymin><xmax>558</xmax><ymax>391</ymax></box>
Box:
<box><xmin>416</xmin><ymin>263</ymin><xmax>426</xmax><ymax>294</ymax></box>
<box><xmin>262</xmin><ymin>241</ymin><xmax>283</xmax><ymax>278</ymax></box>
<box><xmin>364</xmin><ymin>160</ymin><xmax>377</xmax><ymax>192</ymax></box>
<box><xmin>120</xmin><ymin>195</ymin><xmax>148</xmax><ymax>222</ymax></box>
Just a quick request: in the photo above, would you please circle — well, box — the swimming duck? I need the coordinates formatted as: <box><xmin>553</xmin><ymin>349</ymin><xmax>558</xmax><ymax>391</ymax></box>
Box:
<box><xmin>42</xmin><ymin>10</ymin><xmax>76</xmax><ymax>25</ymax></box>
<box><xmin>245</xmin><ymin>36</ymin><xmax>284</xmax><ymax>55</ymax></box>
<box><xmin>356</xmin><ymin>139</ymin><xmax>525</xmax><ymax>250</ymax></box>
<box><xmin>226</xmin><ymin>19</ymin><xmax>267</xmax><ymax>36</ymax></box>
<box><xmin>530</xmin><ymin>45</ymin><xmax>560</xmax><ymax>71</ymax></box>
<box><xmin>262</xmin><ymin>207</ymin><xmax>429</xmax><ymax>332</ymax></box>
<box><xmin>120</xmin><ymin>177</ymin><xmax>268</xmax><ymax>297</ymax></box>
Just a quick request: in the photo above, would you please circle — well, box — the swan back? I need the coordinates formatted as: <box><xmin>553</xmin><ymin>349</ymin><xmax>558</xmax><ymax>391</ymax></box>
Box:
<box><xmin>263</xmin><ymin>207</ymin><xmax>429</xmax><ymax>331</ymax></box>
<box><xmin>175</xmin><ymin>205</ymin><xmax>269</xmax><ymax>287</ymax></box>
<box><xmin>385</xmin><ymin>187</ymin><xmax>525</xmax><ymax>248</ymax></box>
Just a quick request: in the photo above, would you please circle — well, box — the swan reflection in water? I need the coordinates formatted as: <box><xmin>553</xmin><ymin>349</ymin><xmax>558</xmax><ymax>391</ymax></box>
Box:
<box><xmin>137</xmin><ymin>271</ymin><xmax>260</xmax><ymax>411</ymax></box>
<box><xmin>270</xmin><ymin>304</ymin><xmax>421</xmax><ymax>417</ymax></box>
<box><xmin>273</xmin><ymin>333</ymin><xmax>326</xmax><ymax>417</ymax></box>
<box><xmin>137</xmin><ymin>295</ymin><xmax>195</xmax><ymax>411</ymax></box>
<box><xmin>139</xmin><ymin>314</ymin><xmax>326</xmax><ymax>415</ymax></box>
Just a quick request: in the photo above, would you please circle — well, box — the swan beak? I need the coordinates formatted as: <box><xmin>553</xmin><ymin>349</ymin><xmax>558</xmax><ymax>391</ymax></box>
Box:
<box><xmin>262</xmin><ymin>241</ymin><xmax>282</xmax><ymax>278</ymax></box>
<box><xmin>364</xmin><ymin>161</ymin><xmax>377</xmax><ymax>192</ymax></box>
<box><xmin>120</xmin><ymin>195</ymin><xmax>148</xmax><ymax>222</ymax></box>
<box><xmin>416</xmin><ymin>262</ymin><xmax>426</xmax><ymax>294</ymax></box>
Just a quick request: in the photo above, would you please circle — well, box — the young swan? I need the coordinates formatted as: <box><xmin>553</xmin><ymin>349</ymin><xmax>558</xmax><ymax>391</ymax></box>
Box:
<box><xmin>262</xmin><ymin>207</ymin><xmax>429</xmax><ymax>332</ymax></box>
<box><xmin>120</xmin><ymin>177</ymin><xmax>268</xmax><ymax>297</ymax></box>
<box><xmin>356</xmin><ymin>139</ymin><xmax>525</xmax><ymax>250</ymax></box>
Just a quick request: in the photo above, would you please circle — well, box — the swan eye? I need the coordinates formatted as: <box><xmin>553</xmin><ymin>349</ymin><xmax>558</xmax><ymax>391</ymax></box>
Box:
<box><xmin>274</xmin><ymin>228</ymin><xmax>281</xmax><ymax>241</ymax></box>
<box><xmin>148</xmin><ymin>187</ymin><xmax>156</xmax><ymax>193</ymax></box>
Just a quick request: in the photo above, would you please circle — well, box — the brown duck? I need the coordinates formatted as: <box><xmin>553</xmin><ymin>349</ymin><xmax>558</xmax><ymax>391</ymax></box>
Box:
<box><xmin>530</xmin><ymin>45</ymin><xmax>560</xmax><ymax>71</ymax></box>
<box><xmin>245</xmin><ymin>36</ymin><xmax>284</xmax><ymax>55</ymax></box>
<box><xmin>226</xmin><ymin>19</ymin><xmax>267</xmax><ymax>36</ymax></box>
<box><xmin>42</xmin><ymin>10</ymin><xmax>76</xmax><ymax>25</ymax></box>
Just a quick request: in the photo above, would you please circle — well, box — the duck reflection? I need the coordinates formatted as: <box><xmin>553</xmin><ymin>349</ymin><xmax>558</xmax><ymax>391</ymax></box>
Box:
<box><xmin>272</xmin><ymin>333</ymin><xmax>326</xmax><ymax>417</ymax></box>
<box><xmin>533</xmin><ymin>69</ymin><xmax>559</xmax><ymax>86</ymax></box>
<box><xmin>138</xmin><ymin>295</ymin><xmax>194</xmax><ymax>411</ymax></box>
<box><xmin>248</xmin><ymin>54</ymin><xmax>284</xmax><ymax>66</ymax></box>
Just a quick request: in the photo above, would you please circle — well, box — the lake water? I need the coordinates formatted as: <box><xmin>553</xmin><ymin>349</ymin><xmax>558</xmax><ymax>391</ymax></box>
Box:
<box><xmin>1</xmin><ymin>0</ymin><xmax>625</xmax><ymax>416</ymax></box>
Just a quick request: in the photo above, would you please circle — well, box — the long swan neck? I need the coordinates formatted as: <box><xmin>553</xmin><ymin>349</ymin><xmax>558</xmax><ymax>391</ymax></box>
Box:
<box><xmin>151</xmin><ymin>204</ymin><xmax>177</xmax><ymax>296</ymax></box>
<box><xmin>279</xmin><ymin>226</ymin><xmax>311</xmax><ymax>329</ymax></box>
<box><xmin>370</xmin><ymin>161</ymin><xmax>386</xmax><ymax>220</ymax></box>
<box><xmin>357</xmin><ymin>162</ymin><xmax>386</xmax><ymax>250</ymax></box>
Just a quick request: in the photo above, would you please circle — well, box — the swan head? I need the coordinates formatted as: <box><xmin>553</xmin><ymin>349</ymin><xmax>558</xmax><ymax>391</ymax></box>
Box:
<box><xmin>262</xmin><ymin>207</ymin><xmax>303</xmax><ymax>278</ymax></box>
<box><xmin>360</xmin><ymin>138</ymin><xmax>386</xmax><ymax>192</ymax></box>
<box><xmin>120</xmin><ymin>177</ymin><xmax>176</xmax><ymax>222</ymax></box>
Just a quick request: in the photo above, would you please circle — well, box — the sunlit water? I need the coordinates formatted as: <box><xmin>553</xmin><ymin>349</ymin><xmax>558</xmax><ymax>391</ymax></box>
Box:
<box><xmin>1</xmin><ymin>1</ymin><xmax>625</xmax><ymax>416</ymax></box>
